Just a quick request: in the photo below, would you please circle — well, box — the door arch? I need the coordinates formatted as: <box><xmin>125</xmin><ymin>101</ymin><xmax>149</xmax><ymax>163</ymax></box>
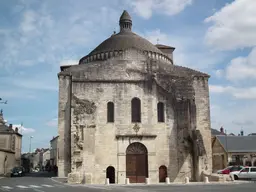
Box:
<box><xmin>106</xmin><ymin>166</ymin><xmax>115</xmax><ymax>184</ymax></box>
<box><xmin>159</xmin><ymin>165</ymin><xmax>167</xmax><ymax>182</ymax></box>
<box><xmin>126</xmin><ymin>142</ymin><xmax>148</xmax><ymax>183</ymax></box>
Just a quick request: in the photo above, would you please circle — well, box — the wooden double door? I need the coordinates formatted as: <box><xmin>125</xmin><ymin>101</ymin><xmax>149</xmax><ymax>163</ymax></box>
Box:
<box><xmin>126</xmin><ymin>142</ymin><xmax>148</xmax><ymax>183</ymax></box>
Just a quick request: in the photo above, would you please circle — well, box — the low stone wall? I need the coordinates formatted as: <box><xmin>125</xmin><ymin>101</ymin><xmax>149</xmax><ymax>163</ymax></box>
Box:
<box><xmin>202</xmin><ymin>171</ymin><xmax>233</xmax><ymax>182</ymax></box>
<box><xmin>67</xmin><ymin>172</ymin><xmax>93</xmax><ymax>184</ymax></box>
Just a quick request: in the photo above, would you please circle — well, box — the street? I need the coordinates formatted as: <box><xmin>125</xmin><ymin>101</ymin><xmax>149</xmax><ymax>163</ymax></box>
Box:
<box><xmin>0</xmin><ymin>172</ymin><xmax>70</xmax><ymax>192</ymax></box>
<box><xmin>1</xmin><ymin>172</ymin><xmax>256</xmax><ymax>192</ymax></box>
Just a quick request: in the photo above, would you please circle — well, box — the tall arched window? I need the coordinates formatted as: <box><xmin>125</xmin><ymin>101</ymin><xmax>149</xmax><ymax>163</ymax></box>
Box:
<box><xmin>131</xmin><ymin>98</ymin><xmax>141</xmax><ymax>122</ymax></box>
<box><xmin>157</xmin><ymin>102</ymin><xmax>165</xmax><ymax>122</ymax></box>
<box><xmin>107</xmin><ymin>102</ymin><xmax>114</xmax><ymax>122</ymax></box>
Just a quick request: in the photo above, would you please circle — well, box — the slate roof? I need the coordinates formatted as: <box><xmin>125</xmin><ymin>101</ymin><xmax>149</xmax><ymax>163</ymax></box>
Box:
<box><xmin>211</xmin><ymin>128</ymin><xmax>224</xmax><ymax>136</ymax></box>
<box><xmin>216</xmin><ymin>135</ymin><xmax>256</xmax><ymax>153</ymax></box>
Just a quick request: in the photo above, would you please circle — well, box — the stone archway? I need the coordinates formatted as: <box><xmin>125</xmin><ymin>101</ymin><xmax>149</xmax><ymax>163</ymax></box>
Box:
<box><xmin>106</xmin><ymin>166</ymin><xmax>115</xmax><ymax>184</ymax></box>
<box><xmin>159</xmin><ymin>165</ymin><xmax>167</xmax><ymax>182</ymax></box>
<box><xmin>126</xmin><ymin>142</ymin><xmax>148</xmax><ymax>183</ymax></box>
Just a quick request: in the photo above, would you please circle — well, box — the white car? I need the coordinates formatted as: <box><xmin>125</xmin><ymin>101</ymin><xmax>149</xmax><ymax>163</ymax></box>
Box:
<box><xmin>230</xmin><ymin>167</ymin><xmax>256</xmax><ymax>180</ymax></box>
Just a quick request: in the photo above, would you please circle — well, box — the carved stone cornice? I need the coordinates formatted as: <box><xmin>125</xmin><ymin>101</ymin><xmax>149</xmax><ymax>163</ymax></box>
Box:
<box><xmin>115</xmin><ymin>134</ymin><xmax>157</xmax><ymax>139</ymax></box>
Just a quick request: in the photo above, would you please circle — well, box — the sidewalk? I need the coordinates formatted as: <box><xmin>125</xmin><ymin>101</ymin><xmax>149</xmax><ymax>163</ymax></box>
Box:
<box><xmin>51</xmin><ymin>177</ymin><xmax>255</xmax><ymax>186</ymax></box>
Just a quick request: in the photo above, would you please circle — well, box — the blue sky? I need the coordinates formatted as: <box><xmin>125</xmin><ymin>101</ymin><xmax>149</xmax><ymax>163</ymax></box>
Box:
<box><xmin>0</xmin><ymin>0</ymin><xmax>256</xmax><ymax>152</ymax></box>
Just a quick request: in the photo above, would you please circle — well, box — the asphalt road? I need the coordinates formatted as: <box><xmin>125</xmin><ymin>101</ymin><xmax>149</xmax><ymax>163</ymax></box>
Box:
<box><xmin>0</xmin><ymin>172</ymin><xmax>256</xmax><ymax>192</ymax></box>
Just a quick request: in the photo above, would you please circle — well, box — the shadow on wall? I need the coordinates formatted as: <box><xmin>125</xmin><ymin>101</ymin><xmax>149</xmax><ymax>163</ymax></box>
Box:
<box><xmin>136</xmin><ymin>59</ymin><xmax>208</xmax><ymax>182</ymax></box>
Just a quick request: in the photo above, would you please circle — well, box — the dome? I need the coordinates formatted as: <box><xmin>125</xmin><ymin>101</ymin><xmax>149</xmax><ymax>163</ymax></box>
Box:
<box><xmin>87</xmin><ymin>31</ymin><xmax>163</xmax><ymax>56</ymax></box>
<box><xmin>79</xmin><ymin>10</ymin><xmax>169</xmax><ymax>64</ymax></box>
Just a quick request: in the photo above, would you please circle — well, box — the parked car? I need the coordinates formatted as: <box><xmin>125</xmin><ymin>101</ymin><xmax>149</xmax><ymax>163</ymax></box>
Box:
<box><xmin>231</xmin><ymin>167</ymin><xmax>256</xmax><ymax>180</ymax></box>
<box><xmin>11</xmin><ymin>166</ymin><xmax>25</xmax><ymax>177</ymax></box>
<box><xmin>217</xmin><ymin>165</ymin><xmax>244</xmax><ymax>174</ymax></box>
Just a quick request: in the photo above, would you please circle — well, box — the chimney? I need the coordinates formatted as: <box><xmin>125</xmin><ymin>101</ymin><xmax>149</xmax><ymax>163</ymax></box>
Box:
<box><xmin>220</xmin><ymin>127</ymin><xmax>224</xmax><ymax>134</ymax></box>
<box><xmin>155</xmin><ymin>44</ymin><xmax>175</xmax><ymax>61</ymax></box>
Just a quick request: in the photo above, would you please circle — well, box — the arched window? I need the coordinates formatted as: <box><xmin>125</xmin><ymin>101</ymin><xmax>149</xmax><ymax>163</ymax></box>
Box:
<box><xmin>157</xmin><ymin>102</ymin><xmax>165</xmax><ymax>122</ymax></box>
<box><xmin>131</xmin><ymin>98</ymin><xmax>141</xmax><ymax>122</ymax></box>
<box><xmin>107</xmin><ymin>102</ymin><xmax>114</xmax><ymax>122</ymax></box>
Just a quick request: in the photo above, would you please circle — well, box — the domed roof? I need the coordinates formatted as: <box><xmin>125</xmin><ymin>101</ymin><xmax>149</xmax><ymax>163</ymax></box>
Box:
<box><xmin>88</xmin><ymin>31</ymin><xmax>162</xmax><ymax>56</ymax></box>
<box><xmin>80</xmin><ymin>10</ymin><xmax>163</xmax><ymax>63</ymax></box>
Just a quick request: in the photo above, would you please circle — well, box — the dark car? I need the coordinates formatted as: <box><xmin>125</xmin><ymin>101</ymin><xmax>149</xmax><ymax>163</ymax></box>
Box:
<box><xmin>11</xmin><ymin>166</ymin><xmax>25</xmax><ymax>177</ymax></box>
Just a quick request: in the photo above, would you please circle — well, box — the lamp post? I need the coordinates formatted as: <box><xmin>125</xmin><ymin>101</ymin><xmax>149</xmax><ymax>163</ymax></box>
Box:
<box><xmin>29</xmin><ymin>136</ymin><xmax>33</xmax><ymax>153</ymax></box>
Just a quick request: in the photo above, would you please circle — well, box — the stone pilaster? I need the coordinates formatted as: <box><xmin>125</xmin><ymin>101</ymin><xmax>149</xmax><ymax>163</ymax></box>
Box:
<box><xmin>193</xmin><ymin>76</ymin><xmax>212</xmax><ymax>181</ymax></box>
<box><xmin>58</xmin><ymin>74</ymin><xmax>72</xmax><ymax>177</ymax></box>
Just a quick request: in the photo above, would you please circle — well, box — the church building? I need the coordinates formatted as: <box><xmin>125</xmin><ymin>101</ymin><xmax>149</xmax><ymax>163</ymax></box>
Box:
<box><xmin>57</xmin><ymin>10</ymin><xmax>212</xmax><ymax>184</ymax></box>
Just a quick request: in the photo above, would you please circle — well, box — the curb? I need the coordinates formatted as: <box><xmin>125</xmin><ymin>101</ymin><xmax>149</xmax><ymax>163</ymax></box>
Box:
<box><xmin>50</xmin><ymin>177</ymin><xmax>255</xmax><ymax>187</ymax></box>
<box><xmin>51</xmin><ymin>177</ymin><xmax>68</xmax><ymax>185</ymax></box>
<box><xmin>50</xmin><ymin>181</ymin><xmax>253</xmax><ymax>187</ymax></box>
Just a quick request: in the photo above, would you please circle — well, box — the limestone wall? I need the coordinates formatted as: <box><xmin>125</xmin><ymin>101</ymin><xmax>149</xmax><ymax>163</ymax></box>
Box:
<box><xmin>0</xmin><ymin>150</ymin><xmax>16</xmax><ymax>176</ymax></box>
<box><xmin>59</xmin><ymin>49</ymin><xmax>212</xmax><ymax>184</ymax></box>
<box><xmin>70</xmin><ymin>80</ymin><xmax>176</xmax><ymax>184</ymax></box>
<box><xmin>193</xmin><ymin>77</ymin><xmax>212</xmax><ymax>180</ymax></box>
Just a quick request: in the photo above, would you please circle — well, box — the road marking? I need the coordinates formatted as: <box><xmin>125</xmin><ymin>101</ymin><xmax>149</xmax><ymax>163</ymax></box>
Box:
<box><xmin>41</xmin><ymin>184</ymin><xmax>54</xmax><ymax>187</ymax></box>
<box><xmin>16</xmin><ymin>185</ymin><xmax>29</xmax><ymax>189</ymax></box>
<box><xmin>29</xmin><ymin>185</ymin><xmax>42</xmax><ymax>188</ymax></box>
<box><xmin>1</xmin><ymin>187</ymin><xmax>13</xmax><ymax>190</ymax></box>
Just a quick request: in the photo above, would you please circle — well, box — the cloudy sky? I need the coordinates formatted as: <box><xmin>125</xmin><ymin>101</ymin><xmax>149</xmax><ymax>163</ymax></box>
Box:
<box><xmin>0</xmin><ymin>0</ymin><xmax>255</xmax><ymax>152</ymax></box>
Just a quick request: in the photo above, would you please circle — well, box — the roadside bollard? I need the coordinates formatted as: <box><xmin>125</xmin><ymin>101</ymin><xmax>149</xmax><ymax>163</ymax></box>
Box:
<box><xmin>125</xmin><ymin>178</ymin><xmax>130</xmax><ymax>185</ymax></box>
<box><xmin>165</xmin><ymin>177</ymin><xmax>170</xmax><ymax>184</ymax></box>
<box><xmin>204</xmin><ymin>176</ymin><xmax>209</xmax><ymax>183</ymax></box>
<box><xmin>105</xmin><ymin>178</ymin><xmax>109</xmax><ymax>185</ymax></box>
<box><xmin>145</xmin><ymin>178</ymin><xmax>150</xmax><ymax>184</ymax></box>
<box><xmin>185</xmin><ymin>177</ymin><xmax>189</xmax><ymax>184</ymax></box>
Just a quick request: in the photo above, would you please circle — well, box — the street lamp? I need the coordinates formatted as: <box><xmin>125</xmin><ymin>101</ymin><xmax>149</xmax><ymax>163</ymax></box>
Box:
<box><xmin>29</xmin><ymin>136</ymin><xmax>33</xmax><ymax>153</ymax></box>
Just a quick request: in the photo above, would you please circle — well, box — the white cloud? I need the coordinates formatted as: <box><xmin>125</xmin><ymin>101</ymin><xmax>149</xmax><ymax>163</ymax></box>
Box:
<box><xmin>60</xmin><ymin>60</ymin><xmax>78</xmax><ymax>66</ymax></box>
<box><xmin>214</xmin><ymin>69</ymin><xmax>224</xmax><ymax>78</ymax></box>
<box><xmin>0</xmin><ymin>1</ymin><xmax>120</xmax><ymax>70</ymax></box>
<box><xmin>128</xmin><ymin>0</ymin><xmax>193</xmax><ymax>19</ymax></box>
<box><xmin>210</xmin><ymin>102</ymin><xmax>256</xmax><ymax>135</ymax></box>
<box><xmin>204</xmin><ymin>0</ymin><xmax>256</xmax><ymax>50</ymax></box>
<box><xmin>11</xmin><ymin>124</ymin><xmax>35</xmax><ymax>134</ymax></box>
<box><xmin>225</xmin><ymin>47</ymin><xmax>256</xmax><ymax>82</ymax></box>
<box><xmin>46</xmin><ymin>118</ymin><xmax>58</xmax><ymax>127</ymax></box>
<box><xmin>140</xmin><ymin>29</ymin><xmax>224</xmax><ymax>70</ymax></box>
<box><xmin>210</xmin><ymin>85</ymin><xmax>256</xmax><ymax>99</ymax></box>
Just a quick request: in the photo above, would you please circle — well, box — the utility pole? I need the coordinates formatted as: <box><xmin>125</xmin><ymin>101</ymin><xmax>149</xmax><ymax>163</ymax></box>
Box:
<box><xmin>225</xmin><ymin>129</ymin><xmax>229</xmax><ymax>165</ymax></box>
<box><xmin>29</xmin><ymin>136</ymin><xmax>33</xmax><ymax>153</ymax></box>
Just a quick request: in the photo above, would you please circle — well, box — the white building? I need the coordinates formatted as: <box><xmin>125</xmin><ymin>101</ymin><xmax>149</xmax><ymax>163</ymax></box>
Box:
<box><xmin>50</xmin><ymin>136</ymin><xmax>59</xmax><ymax>166</ymax></box>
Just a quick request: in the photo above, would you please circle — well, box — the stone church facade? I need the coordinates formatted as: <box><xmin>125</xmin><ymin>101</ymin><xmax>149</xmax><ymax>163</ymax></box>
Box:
<box><xmin>57</xmin><ymin>10</ymin><xmax>212</xmax><ymax>184</ymax></box>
